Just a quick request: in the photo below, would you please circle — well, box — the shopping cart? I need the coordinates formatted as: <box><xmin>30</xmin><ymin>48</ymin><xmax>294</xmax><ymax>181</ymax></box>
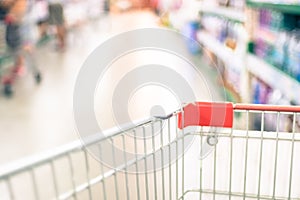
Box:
<box><xmin>1</xmin><ymin>102</ymin><xmax>300</xmax><ymax>200</ymax></box>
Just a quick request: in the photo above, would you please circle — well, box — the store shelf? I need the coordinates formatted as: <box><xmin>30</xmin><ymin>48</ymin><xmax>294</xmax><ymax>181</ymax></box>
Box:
<box><xmin>247</xmin><ymin>54</ymin><xmax>300</xmax><ymax>103</ymax></box>
<box><xmin>199</xmin><ymin>6</ymin><xmax>246</xmax><ymax>23</ymax></box>
<box><xmin>247</xmin><ymin>1</ymin><xmax>300</xmax><ymax>14</ymax></box>
<box><xmin>197</xmin><ymin>31</ymin><xmax>243</xmax><ymax>72</ymax></box>
<box><xmin>197</xmin><ymin>31</ymin><xmax>244</xmax><ymax>102</ymax></box>
<box><xmin>255</xmin><ymin>27</ymin><xmax>278</xmax><ymax>44</ymax></box>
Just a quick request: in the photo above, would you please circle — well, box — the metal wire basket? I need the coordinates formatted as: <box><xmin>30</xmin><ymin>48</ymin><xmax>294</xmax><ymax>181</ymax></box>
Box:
<box><xmin>1</xmin><ymin>102</ymin><xmax>300</xmax><ymax>200</ymax></box>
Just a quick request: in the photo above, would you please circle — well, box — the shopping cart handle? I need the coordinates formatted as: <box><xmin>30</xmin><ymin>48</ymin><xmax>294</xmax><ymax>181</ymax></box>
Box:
<box><xmin>178</xmin><ymin>102</ymin><xmax>234</xmax><ymax>129</ymax></box>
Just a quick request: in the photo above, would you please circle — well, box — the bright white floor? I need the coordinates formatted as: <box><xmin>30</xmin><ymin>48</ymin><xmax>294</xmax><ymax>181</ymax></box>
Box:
<box><xmin>0</xmin><ymin>10</ymin><xmax>224</xmax><ymax>165</ymax></box>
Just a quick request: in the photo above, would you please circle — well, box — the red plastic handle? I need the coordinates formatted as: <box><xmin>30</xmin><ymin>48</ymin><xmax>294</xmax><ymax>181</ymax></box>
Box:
<box><xmin>178</xmin><ymin>102</ymin><xmax>234</xmax><ymax>129</ymax></box>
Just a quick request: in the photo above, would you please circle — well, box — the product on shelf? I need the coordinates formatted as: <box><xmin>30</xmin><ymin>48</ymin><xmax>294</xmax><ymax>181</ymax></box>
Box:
<box><xmin>271</xmin><ymin>31</ymin><xmax>287</xmax><ymax>69</ymax></box>
<box><xmin>251</xmin><ymin>77</ymin><xmax>272</xmax><ymax>104</ymax></box>
<box><xmin>182</xmin><ymin>21</ymin><xmax>200</xmax><ymax>54</ymax></box>
<box><xmin>251</xmin><ymin>77</ymin><xmax>271</xmax><ymax>130</ymax></box>
<box><xmin>217</xmin><ymin>0</ymin><xmax>230</xmax><ymax>7</ymax></box>
<box><xmin>265</xmin><ymin>89</ymin><xmax>298</xmax><ymax>132</ymax></box>
<box><xmin>252</xmin><ymin>8</ymin><xmax>300</xmax><ymax>83</ymax></box>
<box><xmin>217</xmin><ymin>0</ymin><xmax>245</xmax><ymax>9</ymax></box>
<box><xmin>250</xmin><ymin>77</ymin><xmax>296</xmax><ymax>131</ymax></box>
<box><xmin>286</xmin><ymin>30</ymin><xmax>300</xmax><ymax>81</ymax></box>
<box><xmin>226</xmin><ymin>65</ymin><xmax>241</xmax><ymax>92</ymax></box>
<box><xmin>201</xmin><ymin>15</ymin><xmax>242</xmax><ymax>48</ymax></box>
<box><xmin>259</xmin><ymin>9</ymin><xmax>284</xmax><ymax>31</ymax></box>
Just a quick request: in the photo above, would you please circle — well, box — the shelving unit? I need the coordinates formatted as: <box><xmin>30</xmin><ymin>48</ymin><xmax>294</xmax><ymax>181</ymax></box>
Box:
<box><xmin>247</xmin><ymin>54</ymin><xmax>300</xmax><ymax>104</ymax></box>
<box><xmin>162</xmin><ymin>0</ymin><xmax>300</xmax><ymax>104</ymax></box>
<box><xmin>197</xmin><ymin>30</ymin><xmax>244</xmax><ymax>102</ymax></box>
<box><xmin>194</xmin><ymin>0</ymin><xmax>300</xmax><ymax>104</ymax></box>
<box><xmin>247</xmin><ymin>0</ymin><xmax>300</xmax><ymax>14</ymax></box>
<box><xmin>199</xmin><ymin>6</ymin><xmax>246</xmax><ymax>23</ymax></box>
<box><xmin>196</xmin><ymin>31</ymin><xmax>243</xmax><ymax>72</ymax></box>
<box><xmin>246</xmin><ymin>0</ymin><xmax>300</xmax><ymax>104</ymax></box>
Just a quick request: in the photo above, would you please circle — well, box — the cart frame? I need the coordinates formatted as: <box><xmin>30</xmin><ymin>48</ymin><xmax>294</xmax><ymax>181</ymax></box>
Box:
<box><xmin>1</xmin><ymin>102</ymin><xmax>300</xmax><ymax>200</ymax></box>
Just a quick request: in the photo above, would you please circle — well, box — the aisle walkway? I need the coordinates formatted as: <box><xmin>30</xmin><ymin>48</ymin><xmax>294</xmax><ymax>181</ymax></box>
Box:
<box><xmin>0</xmin><ymin>10</ymin><xmax>224</xmax><ymax>164</ymax></box>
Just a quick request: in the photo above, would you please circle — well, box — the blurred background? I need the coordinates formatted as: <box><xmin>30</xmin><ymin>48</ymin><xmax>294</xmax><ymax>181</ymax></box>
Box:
<box><xmin>0</xmin><ymin>0</ymin><xmax>300</xmax><ymax>199</ymax></box>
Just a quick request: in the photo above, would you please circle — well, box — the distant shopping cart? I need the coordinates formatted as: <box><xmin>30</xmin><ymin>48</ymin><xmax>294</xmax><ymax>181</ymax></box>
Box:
<box><xmin>1</xmin><ymin>102</ymin><xmax>300</xmax><ymax>200</ymax></box>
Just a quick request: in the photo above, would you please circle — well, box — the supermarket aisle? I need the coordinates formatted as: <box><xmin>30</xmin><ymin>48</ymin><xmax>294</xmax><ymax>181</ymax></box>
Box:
<box><xmin>0</xmin><ymin>10</ymin><xmax>224</xmax><ymax>165</ymax></box>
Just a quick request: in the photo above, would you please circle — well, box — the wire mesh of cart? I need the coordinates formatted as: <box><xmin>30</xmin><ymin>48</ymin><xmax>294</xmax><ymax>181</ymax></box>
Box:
<box><xmin>1</xmin><ymin>102</ymin><xmax>300</xmax><ymax>200</ymax></box>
